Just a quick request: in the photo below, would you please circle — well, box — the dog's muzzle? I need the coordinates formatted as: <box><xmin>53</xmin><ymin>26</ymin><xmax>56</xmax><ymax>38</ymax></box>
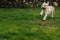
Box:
<box><xmin>42</xmin><ymin>7</ymin><xmax>46</xmax><ymax>9</ymax></box>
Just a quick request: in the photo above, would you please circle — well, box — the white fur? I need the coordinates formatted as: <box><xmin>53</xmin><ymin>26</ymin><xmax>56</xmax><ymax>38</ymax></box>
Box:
<box><xmin>40</xmin><ymin>2</ymin><xmax>55</xmax><ymax>20</ymax></box>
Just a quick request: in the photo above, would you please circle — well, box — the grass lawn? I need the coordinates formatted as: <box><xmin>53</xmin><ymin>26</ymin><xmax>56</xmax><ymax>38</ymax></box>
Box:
<box><xmin>0</xmin><ymin>7</ymin><xmax>60</xmax><ymax>40</ymax></box>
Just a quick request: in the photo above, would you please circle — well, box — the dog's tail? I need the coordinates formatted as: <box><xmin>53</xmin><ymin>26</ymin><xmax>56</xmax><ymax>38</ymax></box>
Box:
<box><xmin>52</xmin><ymin>2</ymin><xmax>58</xmax><ymax>7</ymax></box>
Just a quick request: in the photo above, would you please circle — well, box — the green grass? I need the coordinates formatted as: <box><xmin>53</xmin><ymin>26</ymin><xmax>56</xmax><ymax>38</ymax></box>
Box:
<box><xmin>0</xmin><ymin>7</ymin><xmax>60</xmax><ymax>40</ymax></box>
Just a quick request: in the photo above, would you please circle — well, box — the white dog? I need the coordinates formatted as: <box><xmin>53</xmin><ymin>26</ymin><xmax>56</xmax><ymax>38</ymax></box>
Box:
<box><xmin>40</xmin><ymin>2</ymin><xmax>55</xmax><ymax>20</ymax></box>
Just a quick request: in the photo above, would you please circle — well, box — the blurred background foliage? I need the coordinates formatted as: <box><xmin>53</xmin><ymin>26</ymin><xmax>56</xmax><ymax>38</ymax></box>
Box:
<box><xmin>0</xmin><ymin>0</ymin><xmax>60</xmax><ymax>8</ymax></box>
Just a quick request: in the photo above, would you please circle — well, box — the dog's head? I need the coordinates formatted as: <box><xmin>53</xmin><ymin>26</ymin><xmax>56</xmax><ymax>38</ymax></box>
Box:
<box><xmin>41</xmin><ymin>2</ymin><xmax>49</xmax><ymax>9</ymax></box>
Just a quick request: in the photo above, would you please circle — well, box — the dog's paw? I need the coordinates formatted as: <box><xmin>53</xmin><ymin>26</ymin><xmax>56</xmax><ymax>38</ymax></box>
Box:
<box><xmin>40</xmin><ymin>14</ymin><xmax>43</xmax><ymax>16</ymax></box>
<box><xmin>51</xmin><ymin>17</ymin><xmax>53</xmax><ymax>18</ymax></box>
<box><xmin>42</xmin><ymin>19</ymin><xmax>46</xmax><ymax>21</ymax></box>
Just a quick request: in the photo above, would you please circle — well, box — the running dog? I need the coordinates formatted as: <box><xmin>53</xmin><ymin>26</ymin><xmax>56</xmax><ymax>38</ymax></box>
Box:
<box><xmin>40</xmin><ymin>2</ymin><xmax>55</xmax><ymax>20</ymax></box>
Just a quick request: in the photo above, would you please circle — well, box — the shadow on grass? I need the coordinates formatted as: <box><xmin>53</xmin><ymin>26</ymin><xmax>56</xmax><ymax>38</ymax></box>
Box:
<box><xmin>22</xmin><ymin>30</ymin><xmax>52</xmax><ymax>40</ymax></box>
<box><xmin>0</xmin><ymin>34</ymin><xmax>11</xmax><ymax>39</ymax></box>
<box><xmin>0</xmin><ymin>32</ymin><xmax>19</xmax><ymax>40</ymax></box>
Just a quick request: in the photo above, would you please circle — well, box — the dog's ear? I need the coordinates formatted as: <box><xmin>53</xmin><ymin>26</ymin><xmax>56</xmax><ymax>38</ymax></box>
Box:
<box><xmin>41</xmin><ymin>2</ymin><xmax>45</xmax><ymax>8</ymax></box>
<box><xmin>43</xmin><ymin>1</ymin><xmax>46</xmax><ymax>4</ymax></box>
<box><xmin>47</xmin><ymin>2</ymin><xmax>49</xmax><ymax>5</ymax></box>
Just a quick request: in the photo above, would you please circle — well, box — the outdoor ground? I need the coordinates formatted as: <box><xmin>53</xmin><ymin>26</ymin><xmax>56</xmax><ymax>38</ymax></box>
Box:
<box><xmin>0</xmin><ymin>6</ymin><xmax>60</xmax><ymax>40</ymax></box>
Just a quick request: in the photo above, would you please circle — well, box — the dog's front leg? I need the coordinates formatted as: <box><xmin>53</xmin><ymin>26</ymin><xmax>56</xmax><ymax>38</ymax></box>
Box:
<box><xmin>40</xmin><ymin>10</ymin><xmax>43</xmax><ymax>16</ymax></box>
<box><xmin>43</xmin><ymin>13</ymin><xmax>48</xmax><ymax>20</ymax></box>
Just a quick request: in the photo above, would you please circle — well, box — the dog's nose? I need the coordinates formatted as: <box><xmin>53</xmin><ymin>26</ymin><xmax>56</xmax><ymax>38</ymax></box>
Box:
<box><xmin>42</xmin><ymin>7</ymin><xmax>45</xmax><ymax>9</ymax></box>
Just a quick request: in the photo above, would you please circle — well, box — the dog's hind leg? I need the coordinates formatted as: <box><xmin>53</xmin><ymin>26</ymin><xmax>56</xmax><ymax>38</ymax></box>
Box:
<box><xmin>51</xmin><ymin>7</ymin><xmax>55</xmax><ymax>18</ymax></box>
<box><xmin>51</xmin><ymin>9</ymin><xmax>55</xmax><ymax>18</ymax></box>
<box><xmin>51</xmin><ymin>11</ymin><xmax>54</xmax><ymax>18</ymax></box>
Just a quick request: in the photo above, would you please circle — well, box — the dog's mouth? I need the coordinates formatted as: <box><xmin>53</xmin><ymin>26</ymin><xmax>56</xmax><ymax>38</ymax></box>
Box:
<box><xmin>42</xmin><ymin>7</ymin><xmax>46</xmax><ymax>10</ymax></box>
